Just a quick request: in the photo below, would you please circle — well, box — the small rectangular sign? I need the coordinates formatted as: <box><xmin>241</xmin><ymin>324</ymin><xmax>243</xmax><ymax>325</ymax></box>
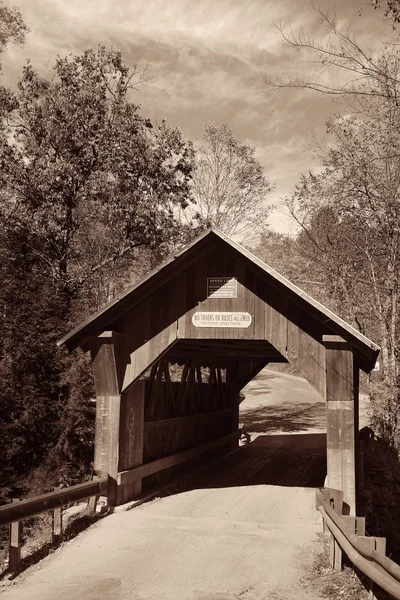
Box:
<box><xmin>192</xmin><ymin>312</ymin><xmax>252</xmax><ymax>328</ymax></box>
<box><xmin>207</xmin><ymin>277</ymin><xmax>237</xmax><ymax>298</ymax></box>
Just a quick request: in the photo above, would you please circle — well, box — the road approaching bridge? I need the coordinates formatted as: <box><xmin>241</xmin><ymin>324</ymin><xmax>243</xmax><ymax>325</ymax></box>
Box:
<box><xmin>2</xmin><ymin>228</ymin><xmax>379</xmax><ymax>598</ymax></box>
<box><xmin>1</xmin><ymin>369</ymin><xmax>326</xmax><ymax>600</ymax></box>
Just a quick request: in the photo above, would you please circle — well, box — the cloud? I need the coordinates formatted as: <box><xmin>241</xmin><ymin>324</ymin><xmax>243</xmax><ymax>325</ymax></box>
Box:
<box><xmin>0</xmin><ymin>0</ymin><xmax>391</xmax><ymax>233</ymax></box>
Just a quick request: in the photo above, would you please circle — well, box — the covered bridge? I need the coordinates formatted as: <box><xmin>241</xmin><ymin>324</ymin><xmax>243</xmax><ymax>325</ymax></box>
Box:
<box><xmin>58</xmin><ymin>228</ymin><xmax>379</xmax><ymax>515</ymax></box>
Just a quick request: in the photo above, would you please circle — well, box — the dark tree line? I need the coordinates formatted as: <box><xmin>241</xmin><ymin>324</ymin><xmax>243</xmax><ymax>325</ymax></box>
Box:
<box><xmin>0</xmin><ymin>5</ymin><xmax>274</xmax><ymax>502</ymax></box>
<box><xmin>0</xmin><ymin>24</ymin><xmax>196</xmax><ymax>500</ymax></box>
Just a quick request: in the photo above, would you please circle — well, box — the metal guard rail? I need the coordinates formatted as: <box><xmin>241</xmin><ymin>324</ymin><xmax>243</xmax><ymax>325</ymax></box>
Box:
<box><xmin>316</xmin><ymin>487</ymin><xmax>400</xmax><ymax>599</ymax></box>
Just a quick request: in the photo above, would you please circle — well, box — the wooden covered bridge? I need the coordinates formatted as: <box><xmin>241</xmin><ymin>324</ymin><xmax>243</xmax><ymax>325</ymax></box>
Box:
<box><xmin>59</xmin><ymin>228</ymin><xmax>379</xmax><ymax>516</ymax></box>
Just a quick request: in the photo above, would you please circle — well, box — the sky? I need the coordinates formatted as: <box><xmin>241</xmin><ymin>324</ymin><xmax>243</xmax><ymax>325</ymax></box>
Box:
<box><xmin>1</xmin><ymin>0</ymin><xmax>391</xmax><ymax>234</ymax></box>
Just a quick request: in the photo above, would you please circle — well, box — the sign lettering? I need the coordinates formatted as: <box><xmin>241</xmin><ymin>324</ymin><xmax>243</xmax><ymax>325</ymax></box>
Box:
<box><xmin>192</xmin><ymin>312</ymin><xmax>252</xmax><ymax>328</ymax></box>
<box><xmin>207</xmin><ymin>277</ymin><xmax>237</xmax><ymax>298</ymax></box>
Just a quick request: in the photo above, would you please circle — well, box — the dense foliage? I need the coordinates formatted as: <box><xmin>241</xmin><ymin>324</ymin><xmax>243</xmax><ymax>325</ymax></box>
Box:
<box><xmin>0</xmin><ymin>43</ymin><xmax>195</xmax><ymax>501</ymax></box>
<box><xmin>264</xmin><ymin>7</ymin><xmax>400</xmax><ymax>451</ymax></box>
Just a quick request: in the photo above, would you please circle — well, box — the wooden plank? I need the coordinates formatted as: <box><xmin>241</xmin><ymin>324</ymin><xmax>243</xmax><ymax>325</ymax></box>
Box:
<box><xmin>265</xmin><ymin>285</ymin><xmax>288</xmax><ymax>358</ymax></box>
<box><xmin>9</xmin><ymin>499</ymin><xmax>22</xmax><ymax>573</ymax></box>
<box><xmin>143</xmin><ymin>408</ymin><xmax>232</xmax><ymax>430</ymax></box>
<box><xmin>322</xmin><ymin>335</ymin><xmax>346</xmax><ymax>343</ymax></box>
<box><xmin>0</xmin><ymin>478</ymin><xmax>109</xmax><ymax>527</ymax></box>
<box><xmin>287</xmin><ymin>303</ymin><xmax>325</xmax><ymax>396</ymax></box>
<box><xmin>230</xmin><ymin>381</ymin><xmax>240</xmax><ymax>451</ymax></box>
<box><xmin>52</xmin><ymin>506</ymin><xmax>63</xmax><ymax>543</ymax></box>
<box><xmin>119</xmin><ymin>290</ymin><xmax>179</xmax><ymax>392</ymax></box>
<box><xmin>118</xmin><ymin>380</ymin><xmax>145</xmax><ymax>504</ymax></box>
<box><xmin>90</xmin><ymin>331</ymin><xmax>122</xmax><ymax>394</ymax></box>
<box><xmin>239</xmin><ymin>261</ymin><xmax>255</xmax><ymax>340</ymax></box>
<box><xmin>253</xmin><ymin>275</ymin><xmax>266</xmax><ymax>340</ymax></box>
<box><xmin>325</xmin><ymin>338</ymin><xmax>356</xmax><ymax>515</ymax></box>
<box><xmin>324</xmin><ymin>338</ymin><xmax>354</xmax><ymax>402</ymax></box>
<box><xmin>118</xmin><ymin>431</ymin><xmax>240</xmax><ymax>486</ymax></box>
<box><xmin>176</xmin><ymin>270</ymin><xmax>188</xmax><ymax>338</ymax></box>
<box><xmin>90</xmin><ymin>332</ymin><xmax>122</xmax><ymax>505</ymax></box>
<box><xmin>356</xmin><ymin>516</ymin><xmax>366</xmax><ymax>536</ymax></box>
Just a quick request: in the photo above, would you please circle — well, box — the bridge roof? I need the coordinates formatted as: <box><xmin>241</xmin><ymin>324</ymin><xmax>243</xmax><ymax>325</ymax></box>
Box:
<box><xmin>58</xmin><ymin>228</ymin><xmax>380</xmax><ymax>370</ymax></box>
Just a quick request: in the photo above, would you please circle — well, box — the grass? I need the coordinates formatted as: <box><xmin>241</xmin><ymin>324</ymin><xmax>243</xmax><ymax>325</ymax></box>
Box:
<box><xmin>304</xmin><ymin>533</ymin><xmax>370</xmax><ymax>600</ymax></box>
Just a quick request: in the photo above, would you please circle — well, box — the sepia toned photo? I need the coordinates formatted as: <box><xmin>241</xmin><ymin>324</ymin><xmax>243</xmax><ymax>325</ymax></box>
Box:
<box><xmin>0</xmin><ymin>1</ymin><xmax>399</xmax><ymax>598</ymax></box>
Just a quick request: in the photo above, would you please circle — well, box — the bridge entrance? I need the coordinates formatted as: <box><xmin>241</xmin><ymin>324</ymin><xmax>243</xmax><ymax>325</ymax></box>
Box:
<box><xmin>59</xmin><ymin>229</ymin><xmax>379</xmax><ymax>515</ymax></box>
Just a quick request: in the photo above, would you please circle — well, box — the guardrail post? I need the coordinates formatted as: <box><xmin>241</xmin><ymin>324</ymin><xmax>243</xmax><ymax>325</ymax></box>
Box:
<box><xmin>356</xmin><ymin>516</ymin><xmax>366</xmax><ymax>536</ymax></box>
<box><xmin>328</xmin><ymin>534</ymin><xmax>343</xmax><ymax>571</ymax></box>
<box><xmin>87</xmin><ymin>476</ymin><xmax>100</xmax><ymax>513</ymax></box>
<box><xmin>51</xmin><ymin>487</ymin><xmax>63</xmax><ymax>543</ymax></box>
<box><xmin>357</xmin><ymin>535</ymin><xmax>387</xmax><ymax>599</ymax></box>
<box><xmin>87</xmin><ymin>494</ymin><xmax>98</xmax><ymax>513</ymax></box>
<box><xmin>9</xmin><ymin>499</ymin><xmax>22</xmax><ymax>573</ymax></box>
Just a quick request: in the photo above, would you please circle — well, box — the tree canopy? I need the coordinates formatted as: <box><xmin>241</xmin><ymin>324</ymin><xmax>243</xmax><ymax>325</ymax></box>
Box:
<box><xmin>0</xmin><ymin>1</ymin><xmax>27</xmax><ymax>67</ymax></box>
<box><xmin>264</xmin><ymin>5</ymin><xmax>400</xmax><ymax>450</ymax></box>
<box><xmin>0</xmin><ymin>44</ymin><xmax>196</xmax><ymax>498</ymax></box>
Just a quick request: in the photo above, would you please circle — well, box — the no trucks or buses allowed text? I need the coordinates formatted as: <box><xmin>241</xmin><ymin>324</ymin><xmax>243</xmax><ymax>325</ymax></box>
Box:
<box><xmin>192</xmin><ymin>312</ymin><xmax>252</xmax><ymax>328</ymax></box>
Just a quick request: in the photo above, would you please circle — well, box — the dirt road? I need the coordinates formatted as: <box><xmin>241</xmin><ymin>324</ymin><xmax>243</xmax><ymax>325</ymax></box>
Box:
<box><xmin>1</xmin><ymin>369</ymin><xmax>329</xmax><ymax>600</ymax></box>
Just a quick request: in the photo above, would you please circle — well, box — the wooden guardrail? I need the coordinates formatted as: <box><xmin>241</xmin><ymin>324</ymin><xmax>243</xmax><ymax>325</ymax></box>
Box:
<box><xmin>118</xmin><ymin>430</ymin><xmax>240</xmax><ymax>487</ymax></box>
<box><xmin>316</xmin><ymin>487</ymin><xmax>400</xmax><ymax>599</ymax></box>
<box><xmin>0</xmin><ymin>476</ymin><xmax>109</xmax><ymax>573</ymax></box>
<box><xmin>1</xmin><ymin>431</ymin><xmax>240</xmax><ymax>575</ymax></box>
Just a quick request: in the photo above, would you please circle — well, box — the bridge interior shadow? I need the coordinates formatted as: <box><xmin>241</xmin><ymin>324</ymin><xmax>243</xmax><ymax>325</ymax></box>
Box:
<box><xmin>151</xmin><ymin>433</ymin><xmax>327</xmax><ymax>501</ymax></box>
<box><xmin>201</xmin><ymin>433</ymin><xmax>326</xmax><ymax>489</ymax></box>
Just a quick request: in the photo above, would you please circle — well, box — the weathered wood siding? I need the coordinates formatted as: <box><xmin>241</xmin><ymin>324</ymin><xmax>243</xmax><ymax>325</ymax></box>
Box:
<box><xmin>118</xmin><ymin>380</ymin><xmax>145</xmax><ymax>504</ymax></box>
<box><xmin>142</xmin><ymin>381</ymin><xmax>233</xmax><ymax>489</ymax></box>
<box><xmin>112</xmin><ymin>245</ymin><xmax>327</xmax><ymax>396</ymax></box>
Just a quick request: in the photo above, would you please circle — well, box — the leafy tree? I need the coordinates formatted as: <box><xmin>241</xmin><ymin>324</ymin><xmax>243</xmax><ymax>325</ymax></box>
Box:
<box><xmin>264</xmin><ymin>7</ymin><xmax>400</xmax><ymax>448</ymax></box>
<box><xmin>0</xmin><ymin>45</ymin><xmax>194</xmax><ymax>302</ymax></box>
<box><xmin>0</xmin><ymin>1</ymin><xmax>27</xmax><ymax>68</ymax></box>
<box><xmin>254</xmin><ymin>229</ymin><xmax>334</xmax><ymax>310</ymax></box>
<box><xmin>0</xmin><ymin>45</ymin><xmax>195</xmax><ymax>497</ymax></box>
<box><xmin>287</xmin><ymin>110</ymin><xmax>400</xmax><ymax>447</ymax></box>
<box><xmin>187</xmin><ymin>124</ymin><xmax>273</xmax><ymax>244</ymax></box>
<box><xmin>372</xmin><ymin>0</ymin><xmax>400</xmax><ymax>24</ymax></box>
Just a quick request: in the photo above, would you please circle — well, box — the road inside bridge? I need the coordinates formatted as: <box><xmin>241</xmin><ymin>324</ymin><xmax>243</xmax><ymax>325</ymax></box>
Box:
<box><xmin>3</xmin><ymin>369</ymin><xmax>332</xmax><ymax>600</ymax></box>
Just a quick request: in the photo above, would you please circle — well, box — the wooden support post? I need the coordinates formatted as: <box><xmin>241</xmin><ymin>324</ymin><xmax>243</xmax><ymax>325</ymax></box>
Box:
<box><xmin>356</xmin><ymin>516</ymin><xmax>366</xmax><ymax>536</ymax></box>
<box><xmin>355</xmin><ymin>536</ymin><xmax>386</xmax><ymax>599</ymax></box>
<box><xmin>52</xmin><ymin>508</ymin><xmax>63</xmax><ymax>544</ymax></box>
<box><xmin>90</xmin><ymin>331</ymin><xmax>124</xmax><ymax>507</ymax></box>
<box><xmin>327</xmin><ymin>529</ymin><xmax>342</xmax><ymax>571</ymax></box>
<box><xmin>9</xmin><ymin>499</ymin><xmax>22</xmax><ymax>573</ymax></box>
<box><xmin>117</xmin><ymin>380</ymin><xmax>145</xmax><ymax>504</ymax></box>
<box><xmin>333</xmin><ymin>539</ymin><xmax>343</xmax><ymax>571</ymax></box>
<box><xmin>87</xmin><ymin>495</ymin><xmax>98</xmax><ymax>513</ymax></box>
<box><xmin>51</xmin><ymin>486</ymin><xmax>63</xmax><ymax>543</ymax></box>
<box><xmin>229</xmin><ymin>364</ymin><xmax>240</xmax><ymax>451</ymax></box>
<box><xmin>323</xmin><ymin>336</ymin><xmax>357</xmax><ymax>516</ymax></box>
